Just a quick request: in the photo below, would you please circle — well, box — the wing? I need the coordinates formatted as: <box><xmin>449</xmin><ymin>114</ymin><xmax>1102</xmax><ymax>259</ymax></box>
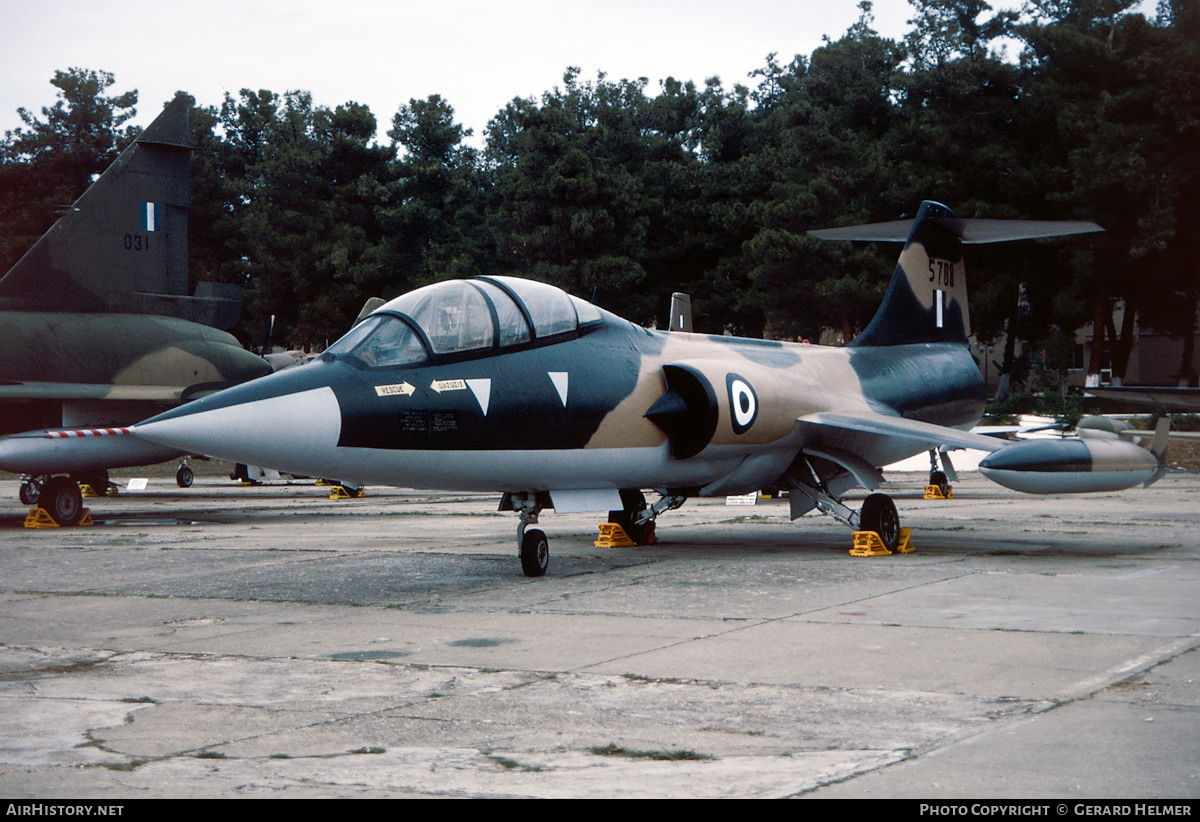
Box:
<box><xmin>0</xmin><ymin>382</ymin><xmax>184</xmax><ymax>402</ymax></box>
<box><xmin>1085</xmin><ymin>386</ymin><xmax>1200</xmax><ymax>413</ymax></box>
<box><xmin>798</xmin><ymin>411</ymin><xmax>1004</xmax><ymax>457</ymax></box>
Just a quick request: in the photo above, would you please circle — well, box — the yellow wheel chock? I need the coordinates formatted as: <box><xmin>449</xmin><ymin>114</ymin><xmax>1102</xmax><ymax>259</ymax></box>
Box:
<box><xmin>594</xmin><ymin>520</ymin><xmax>658</xmax><ymax>547</ymax></box>
<box><xmin>24</xmin><ymin>508</ymin><xmax>94</xmax><ymax>528</ymax></box>
<box><xmin>850</xmin><ymin>527</ymin><xmax>913</xmax><ymax>556</ymax></box>
<box><xmin>329</xmin><ymin>485</ymin><xmax>365</xmax><ymax>499</ymax></box>
<box><xmin>595</xmin><ymin>522</ymin><xmax>638</xmax><ymax>548</ymax></box>
<box><xmin>923</xmin><ymin>484</ymin><xmax>953</xmax><ymax>499</ymax></box>
<box><xmin>80</xmin><ymin>483</ymin><xmax>116</xmax><ymax>498</ymax></box>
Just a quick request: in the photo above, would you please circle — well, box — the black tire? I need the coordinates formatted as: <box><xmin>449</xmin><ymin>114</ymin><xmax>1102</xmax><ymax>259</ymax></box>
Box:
<box><xmin>19</xmin><ymin>480</ymin><xmax>39</xmax><ymax>506</ymax></box>
<box><xmin>860</xmin><ymin>493</ymin><xmax>900</xmax><ymax>552</ymax></box>
<box><xmin>607</xmin><ymin>489</ymin><xmax>649</xmax><ymax>543</ymax></box>
<box><xmin>42</xmin><ymin>476</ymin><xmax>84</xmax><ymax>526</ymax></box>
<box><xmin>520</xmin><ymin>528</ymin><xmax>549</xmax><ymax>577</ymax></box>
<box><xmin>930</xmin><ymin>470</ymin><xmax>949</xmax><ymax>497</ymax></box>
<box><xmin>176</xmin><ymin>465</ymin><xmax>194</xmax><ymax>488</ymax></box>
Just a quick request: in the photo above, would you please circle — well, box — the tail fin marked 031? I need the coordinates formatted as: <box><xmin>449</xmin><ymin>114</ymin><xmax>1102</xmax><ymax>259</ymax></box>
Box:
<box><xmin>810</xmin><ymin>201</ymin><xmax>1103</xmax><ymax>348</ymax></box>
<box><xmin>0</xmin><ymin>95</ymin><xmax>244</xmax><ymax>329</ymax></box>
<box><xmin>0</xmin><ymin>95</ymin><xmax>192</xmax><ymax>314</ymax></box>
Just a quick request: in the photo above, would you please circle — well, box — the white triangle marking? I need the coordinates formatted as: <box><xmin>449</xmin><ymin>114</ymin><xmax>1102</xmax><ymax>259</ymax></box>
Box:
<box><xmin>466</xmin><ymin>379</ymin><xmax>491</xmax><ymax>415</ymax></box>
<box><xmin>548</xmin><ymin>372</ymin><xmax>569</xmax><ymax>407</ymax></box>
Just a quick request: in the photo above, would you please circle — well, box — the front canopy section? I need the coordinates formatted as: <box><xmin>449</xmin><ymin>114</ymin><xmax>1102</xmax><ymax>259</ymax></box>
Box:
<box><xmin>324</xmin><ymin>276</ymin><xmax>604</xmax><ymax>368</ymax></box>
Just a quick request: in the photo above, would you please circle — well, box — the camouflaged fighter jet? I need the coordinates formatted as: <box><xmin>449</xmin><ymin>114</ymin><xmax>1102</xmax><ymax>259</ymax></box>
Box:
<box><xmin>0</xmin><ymin>96</ymin><xmax>272</xmax><ymax>521</ymax></box>
<box><xmin>129</xmin><ymin>201</ymin><xmax>1166</xmax><ymax>576</ymax></box>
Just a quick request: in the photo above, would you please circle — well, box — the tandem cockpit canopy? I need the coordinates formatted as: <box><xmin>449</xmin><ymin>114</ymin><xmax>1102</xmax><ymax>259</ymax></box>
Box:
<box><xmin>324</xmin><ymin>276</ymin><xmax>603</xmax><ymax>368</ymax></box>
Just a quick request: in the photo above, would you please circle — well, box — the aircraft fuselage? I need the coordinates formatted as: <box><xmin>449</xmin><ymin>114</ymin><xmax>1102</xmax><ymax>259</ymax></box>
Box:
<box><xmin>134</xmin><ymin>307</ymin><xmax>985</xmax><ymax>498</ymax></box>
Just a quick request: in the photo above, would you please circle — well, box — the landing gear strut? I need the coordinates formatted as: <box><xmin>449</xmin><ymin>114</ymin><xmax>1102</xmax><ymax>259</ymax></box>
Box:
<box><xmin>618</xmin><ymin>491</ymin><xmax>686</xmax><ymax>544</ymax></box>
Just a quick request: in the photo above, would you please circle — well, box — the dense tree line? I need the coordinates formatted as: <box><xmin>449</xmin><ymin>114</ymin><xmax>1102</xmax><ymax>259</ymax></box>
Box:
<box><xmin>2</xmin><ymin>0</ymin><xmax>1197</xmax><ymax>388</ymax></box>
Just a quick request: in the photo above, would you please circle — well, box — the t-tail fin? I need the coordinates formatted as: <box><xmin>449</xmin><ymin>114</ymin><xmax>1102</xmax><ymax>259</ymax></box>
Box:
<box><xmin>0</xmin><ymin>95</ymin><xmax>241</xmax><ymax>329</ymax></box>
<box><xmin>810</xmin><ymin>200</ymin><xmax>1103</xmax><ymax>348</ymax></box>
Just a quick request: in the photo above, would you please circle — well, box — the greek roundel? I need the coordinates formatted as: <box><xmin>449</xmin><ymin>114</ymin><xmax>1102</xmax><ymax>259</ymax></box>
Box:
<box><xmin>726</xmin><ymin>373</ymin><xmax>758</xmax><ymax>435</ymax></box>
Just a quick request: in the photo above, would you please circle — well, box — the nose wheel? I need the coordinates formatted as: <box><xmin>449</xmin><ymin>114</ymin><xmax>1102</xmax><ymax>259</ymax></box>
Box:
<box><xmin>519</xmin><ymin>528</ymin><xmax>549</xmax><ymax>577</ymax></box>
<box><xmin>509</xmin><ymin>492</ymin><xmax>549</xmax><ymax>577</ymax></box>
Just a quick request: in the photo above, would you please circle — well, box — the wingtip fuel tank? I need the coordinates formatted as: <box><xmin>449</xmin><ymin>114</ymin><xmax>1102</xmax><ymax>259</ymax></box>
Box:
<box><xmin>978</xmin><ymin>437</ymin><xmax>1160</xmax><ymax>494</ymax></box>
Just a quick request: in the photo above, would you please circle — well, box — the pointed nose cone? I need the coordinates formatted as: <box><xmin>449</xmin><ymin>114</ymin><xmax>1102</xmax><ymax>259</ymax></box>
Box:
<box><xmin>134</xmin><ymin>382</ymin><xmax>343</xmax><ymax>475</ymax></box>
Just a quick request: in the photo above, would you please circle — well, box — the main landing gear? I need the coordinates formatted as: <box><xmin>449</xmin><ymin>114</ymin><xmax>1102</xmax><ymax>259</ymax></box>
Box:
<box><xmin>19</xmin><ymin>474</ymin><xmax>86</xmax><ymax>526</ymax></box>
<box><xmin>791</xmin><ymin>457</ymin><xmax>903</xmax><ymax>553</ymax></box>
<box><xmin>927</xmin><ymin>449</ymin><xmax>951</xmax><ymax>498</ymax></box>
<box><xmin>502</xmin><ymin>489</ymin><xmax>686</xmax><ymax>577</ymax></box>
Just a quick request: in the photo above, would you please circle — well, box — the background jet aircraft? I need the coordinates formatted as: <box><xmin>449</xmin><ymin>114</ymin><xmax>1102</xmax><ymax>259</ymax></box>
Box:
<box><xmin>1086</xmin><ymin>386</ymin><xmax>1200</xmax><ymax>413</ymax></box>
<box><xmin>132</xmin><ymin>201</ymin><xmax>1162</xmax><ymax>576</ymax></box>
<box><xmin>0</xmin><ymin>96</ymin><xmax>273</xmax><ymax>523</ymax></box>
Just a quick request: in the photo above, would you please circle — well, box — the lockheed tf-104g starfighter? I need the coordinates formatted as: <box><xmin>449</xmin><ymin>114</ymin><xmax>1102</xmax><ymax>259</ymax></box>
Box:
<box><xmin>130</xmin><ymin>201</ymin><xmax>1168</xmax><ymax>575</ymax></box>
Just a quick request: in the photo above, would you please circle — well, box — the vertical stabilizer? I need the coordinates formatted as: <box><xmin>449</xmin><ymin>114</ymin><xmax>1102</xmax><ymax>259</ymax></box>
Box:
<box><xmin>0</xmin><ymin>95</ymin><xmax>200</xmax><ymax>318</ymax></box>
<box><xmin>809</xmin><ymin>201</ymin><xmax>1102</xmax><ymax>348</ymax></box>
<box><xmin>669</xmin><ymin>292</ymin><xmax>693</xmax><ymax>332</ymax></box>
<box><xmin>822</xmin><ymin>201</ymin><xmax>969</xmax><ymax>348</ymax></box>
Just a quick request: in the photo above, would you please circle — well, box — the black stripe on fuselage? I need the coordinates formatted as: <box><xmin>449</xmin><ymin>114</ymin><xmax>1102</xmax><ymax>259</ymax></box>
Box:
<box><xmin>848</xmin><ymin>343</ymin><xmax>986</xmax><ymax>429</ymax></box>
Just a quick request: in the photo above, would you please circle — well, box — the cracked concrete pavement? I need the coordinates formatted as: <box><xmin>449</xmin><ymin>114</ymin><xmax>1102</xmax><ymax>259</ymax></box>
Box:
<box><xmin>1</xmin><ymin>471</ymin><xmax>1197</xmax><ymax>798</ymax></box>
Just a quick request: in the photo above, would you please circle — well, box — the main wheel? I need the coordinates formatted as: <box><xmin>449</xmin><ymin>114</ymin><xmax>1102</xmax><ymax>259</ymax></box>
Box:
<box><xmin>41</xmin><ymin>476</ymin><xmax>84</xmax><ymax>526</ymax></box>
<box><xmin>520</xmin><ymin>528</ymin><xmax>549</xmax><ymax>577</ymax></box>
<box><xmin>607</xmin><ymin>489</ymin><xmax>649</xmax><ymax>543</ymax></box>
<box><xmin>176</xmin><ymin>465</ymin><xmax>194</xmax><ymax>488</ymax></box>
<box><xmin>860</xmin><ymin>493</ymin><xmax>900</xmax><ymax>552</ymax></box>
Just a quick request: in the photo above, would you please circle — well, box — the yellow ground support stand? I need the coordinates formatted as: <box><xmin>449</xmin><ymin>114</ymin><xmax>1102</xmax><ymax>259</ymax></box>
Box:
<box><xmin>594</xmin><ymin>521</ymin><xmax>658</xmax><ymax>548</ymax></box>
<box><xmin>329</xmin><ymin>485</ymin><xmax>365</xmax><ymax>499</ymax></box>
<box><xmin>850</xmin><ymin>527</ymin><xmax>913</xmax><ymax>556</ymax></box>
<box><xmin>595</xmin><ymin>522</ymin><xmax>637</xmax><ymax>548</ymax></box>
<box><xmin>80</xmin><ymin>483</ymin><xmax>116</xmax><ymax>498</ymax></box>
<box><xmin>24</xmin><ymin>508</ymin><xmax>94</xmax><ymax>528</ymax></box>
<box><xmin>923</xmin><ymin>484</ymin><xmax>953</xmax><ymax>499</ymax></box>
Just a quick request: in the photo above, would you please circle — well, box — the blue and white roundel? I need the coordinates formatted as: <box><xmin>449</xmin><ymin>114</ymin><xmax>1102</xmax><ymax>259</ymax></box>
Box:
<box><xmin>726</xmin><ymin>374</ymin><xmax>757</xmax><ymax>435</ymax></box>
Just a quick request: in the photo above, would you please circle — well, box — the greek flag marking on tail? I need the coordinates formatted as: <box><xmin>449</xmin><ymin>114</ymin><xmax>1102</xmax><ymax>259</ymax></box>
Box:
<box><xmin>935</xmin><ymin>290</ymin><xmax>945</xmax><ymax>329</ymax></box>
<box><xmin>141</xmin><ymin>202</ymin><xmax>161</xmax><ymax>232</ymax></box>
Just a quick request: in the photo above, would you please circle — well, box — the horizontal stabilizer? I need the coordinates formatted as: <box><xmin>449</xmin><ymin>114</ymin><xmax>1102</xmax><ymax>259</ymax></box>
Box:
<box><xmin>810</xmin><ymin>217</ymin><xmax>1103</xmax><ymax>244</ymax></box>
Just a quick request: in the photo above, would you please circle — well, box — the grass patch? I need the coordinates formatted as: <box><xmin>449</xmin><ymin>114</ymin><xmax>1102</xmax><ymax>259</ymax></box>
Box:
<box><xmin>486</xmin><ymin>753</ymin><xmax>543</xmax><ymax>772</ymax></box>
<box><xmin>588</xmin><ymin>743</ymin><xmax>714</xmax><ymax>762</ymax></box>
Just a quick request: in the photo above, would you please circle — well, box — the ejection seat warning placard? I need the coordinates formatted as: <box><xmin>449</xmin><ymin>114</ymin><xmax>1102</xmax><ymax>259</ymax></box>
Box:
<box><xmin>397</xmin><ymin>410</ymin><xmax>459</xmax><ymax>434</ymax></box>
